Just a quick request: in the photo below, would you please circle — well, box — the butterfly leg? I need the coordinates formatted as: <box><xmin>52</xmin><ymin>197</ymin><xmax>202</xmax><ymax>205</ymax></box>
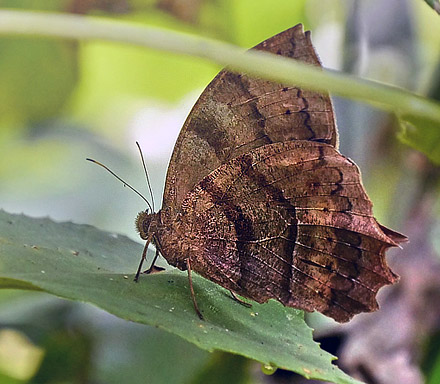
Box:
<box><xmin>143</xmin><ymin>248</ymin><xmax>166</xmax><ymax>274</ymax></box>
<box><xmin>186</xmin><ymin>258</ymin><xmax>204</xmax><ymax>320</ymax></box>
<box><xmin>229</xmin><ymin>291</ymin><xmax>252</xmax><ymax>308</ymax></box>
<box><xmin>134</xmin><ymin>235</ymin><xmax>152</xmax><ymax>282</ymax></box>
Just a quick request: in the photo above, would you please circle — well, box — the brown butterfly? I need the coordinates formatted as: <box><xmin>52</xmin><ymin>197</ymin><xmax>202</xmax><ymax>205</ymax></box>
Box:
<box><xmin>89</xmin><ymin>24</ymin><xmax>407</xmax><ymax>322</ymax></box>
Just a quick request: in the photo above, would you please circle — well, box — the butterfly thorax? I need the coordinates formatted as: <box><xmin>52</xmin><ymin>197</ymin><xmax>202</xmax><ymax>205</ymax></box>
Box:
<box><xmin>155</xmin><ymin>207</ymin><xmax>192</xmax><ymax>270</ymax></box>
<box><xmin>135</xmin><ymin>208</ymin><xmax>189</xmax><ymax>271</ymax></box>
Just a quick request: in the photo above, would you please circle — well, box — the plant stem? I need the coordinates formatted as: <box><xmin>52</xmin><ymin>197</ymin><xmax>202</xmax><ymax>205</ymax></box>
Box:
<box><xmin>0</xmin><ymin>10</ymin><xmax>439</xmax><ymax>123</ymax></box>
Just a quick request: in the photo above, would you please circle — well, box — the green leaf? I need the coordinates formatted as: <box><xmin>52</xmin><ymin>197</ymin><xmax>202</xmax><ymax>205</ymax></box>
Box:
<box><xmin>398</xmin><ymin>114</ymin><xmax>440</xmax><ymax>164</ymax></box>
<box><xmin>424</xmin><ymin>0</ymin><xmax>440</xmax><ymax>14</ymax></box>
<box><xmin>0</xmin><ymin>210</ymin><xmax>360</xmax><ymax>384</ymax></box>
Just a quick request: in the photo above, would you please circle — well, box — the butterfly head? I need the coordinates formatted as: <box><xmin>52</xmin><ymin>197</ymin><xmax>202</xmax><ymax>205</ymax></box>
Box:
<box><xmin>135</xmin><ymin>210</ymin><xmax>159</xmax><ymax>240</ymax></box>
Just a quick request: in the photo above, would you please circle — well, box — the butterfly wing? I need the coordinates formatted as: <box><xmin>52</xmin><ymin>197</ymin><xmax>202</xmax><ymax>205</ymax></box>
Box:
<box><xmin>163</xmin><ymin>24</ymin><xmax>337</xmax><ymax>210</ymax></box>
<box><xmin>169</xmin><ymin>141</ymin><xmax>405</xmax><ymax>322</ymax></box>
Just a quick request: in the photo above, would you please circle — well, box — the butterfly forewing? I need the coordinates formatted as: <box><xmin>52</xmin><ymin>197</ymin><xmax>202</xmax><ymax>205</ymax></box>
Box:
<box><xmin>163</xmin><ymin>25</ymin><xmax>338</xmax><ymax>210</ymax></box>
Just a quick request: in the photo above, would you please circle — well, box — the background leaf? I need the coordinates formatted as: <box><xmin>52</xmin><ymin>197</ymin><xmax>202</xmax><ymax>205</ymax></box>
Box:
<box><xmin>0</xmin><ymin>210</ymin><xmax>359</xmax><ymax>384</ymax></box>
<box><xmin>424</xmin><ymin>0</ymin><xmax>440</xmax><ymax>14</ymax></box>
<box><xmin>398</xmin><ymin>115</ymin><xmax>440</xmax><ymax>165</ymax></box>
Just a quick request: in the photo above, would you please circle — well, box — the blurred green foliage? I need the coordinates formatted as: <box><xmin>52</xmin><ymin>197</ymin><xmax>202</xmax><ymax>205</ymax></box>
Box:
<box><xmin>424</xmin><ymin>0</ymin><xmax>440</xmax><ymax>13</ymax></box>
<box><xmin>0</xmin><ymin>38</ymin><xmax>77</xmax><ymax>126</ymax></box>
<box><xmin>422</xmin><ymin>331</ymin><xmax>440</xmax><ymax>384</ymax></box>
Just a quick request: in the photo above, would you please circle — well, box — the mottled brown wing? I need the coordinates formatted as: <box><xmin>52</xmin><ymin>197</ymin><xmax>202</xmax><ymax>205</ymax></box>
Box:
<box><xmin>163</xmin><ymin>24</ymin><xmax>337</xmax><ymax>210</ymax></box>
<box><xmin>176</xmin><ymin>141</ymin><xmax>404</xmax><ymax>323</ymax></box>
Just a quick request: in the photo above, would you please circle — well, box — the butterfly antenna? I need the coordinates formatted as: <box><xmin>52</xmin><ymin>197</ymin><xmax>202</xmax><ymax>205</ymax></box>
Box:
<box><xmin>86</xmin><ymin>158</ymin><xmax>153</xmax><ymax>212</ymax></box>
<box><xmin>136</xmin><ymin>142</ymin><xmax>155</xmax><ymax>212</ymax></box>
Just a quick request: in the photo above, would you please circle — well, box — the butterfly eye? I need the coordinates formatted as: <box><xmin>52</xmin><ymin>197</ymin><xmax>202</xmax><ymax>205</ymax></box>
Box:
<box><xmin>135</xmin><ymin>211</ymin><xmax>151</xmax><ymax>240</ymax></box>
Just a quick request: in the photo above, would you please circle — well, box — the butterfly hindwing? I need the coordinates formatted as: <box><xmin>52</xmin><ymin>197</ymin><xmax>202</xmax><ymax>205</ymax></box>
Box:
<box><xmin>170</xmin><ymin>141</ymin><xmax>398</xmax><ymax>322</ymax></box>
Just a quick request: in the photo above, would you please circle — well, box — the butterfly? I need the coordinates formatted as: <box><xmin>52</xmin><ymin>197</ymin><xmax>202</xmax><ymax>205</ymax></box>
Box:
<box><xmin>90</xmin><ymin>24</ymin><xmax>407</xmax><ymax>322</ymax></box>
